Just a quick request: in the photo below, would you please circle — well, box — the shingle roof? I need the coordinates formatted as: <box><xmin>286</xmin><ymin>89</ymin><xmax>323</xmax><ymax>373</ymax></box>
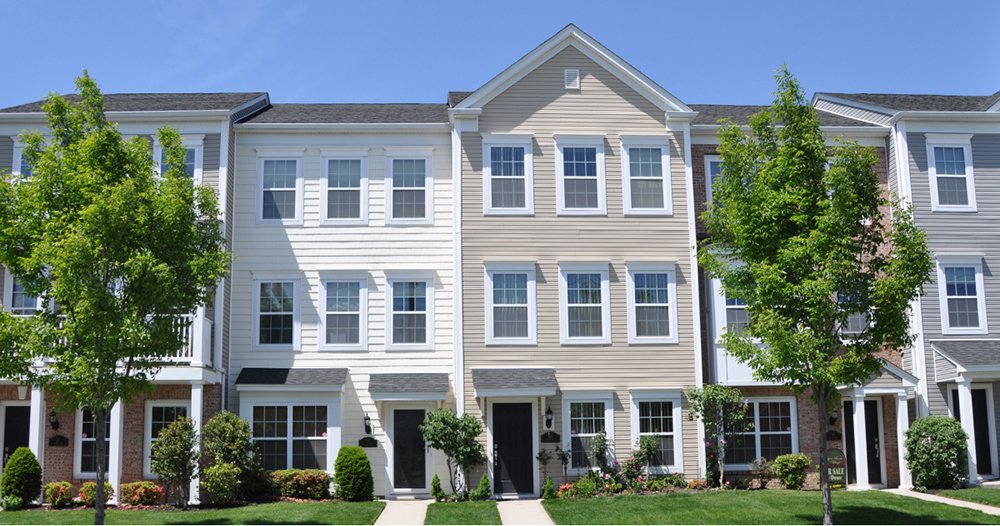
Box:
<box><xmin>240</xmin><ymin>103</ymin><xmax>449</xmax><ymax>124</ymax></box>
<box><xmin>471</xmin><ymin>368</ymin><xmax>558</xmax><ymax>391</ymax></box>
<box><xmin>932</xmin><ymin>341</ymin><xmax>1000</xmax><ymax>368</ymax></box>
<box><xmin>689</xmin><ymin>104</ymin><xmax>881</xmax><ymax>127</ymax></box>
<box><xmin>235</xmin><ymin>367</ymin><xmax>348</xmax><ymax>386</ymax></box>
<box><xmin>368</xmin><ymin>373</ymin><xmax>450</xmax><ymax>393</ymax></box>
<box><xmin>0</xmin><ymin>92</ymin><xmax>266</xmax><ymax>113</ymax></box>
<box><xmin>448</xmin><ymin>91</ymin><xmax>473</xmax><ymax>107</ymax></box>
<box><xmin>819</xmin><ymin>91</ymin><xmax>1000</xmax><ymax>112</ymax></box>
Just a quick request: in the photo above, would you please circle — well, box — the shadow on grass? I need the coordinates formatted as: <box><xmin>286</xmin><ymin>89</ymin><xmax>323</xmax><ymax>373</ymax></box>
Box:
<box><xmin>795</xmin><ymin>506</ymin><xmax>998</xmax><ymax>525</ymax></box>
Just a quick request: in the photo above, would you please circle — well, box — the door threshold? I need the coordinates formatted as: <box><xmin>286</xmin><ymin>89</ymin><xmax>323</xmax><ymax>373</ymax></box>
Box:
<box><xmin>494</xmin><ymin>493</ymin><xmax>537</xmax><ymax>500</ymax></box>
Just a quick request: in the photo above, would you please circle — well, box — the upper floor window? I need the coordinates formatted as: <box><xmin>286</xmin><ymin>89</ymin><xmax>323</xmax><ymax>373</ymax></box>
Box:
<box><xmin>320</xmin><ymin>274</ymin><xmax>368</xmax><ymax>351</ymax></box>
<box><xmin>322</xmin><ymin>154</ymin><xmax>368</xmax><ymax>225</ymax></box>
<box><xmin>838</xmin><ymin>291</ymin><xmax>870</xmax><ymax>337</ymax></box>
<box><xmin>483</xmin><ymin>136</ymin><xmax>534</xmax><ymax>215</ymax></box>
<box><xmin>256</xmin><ymin>148</ymin><xmax>304</xmax><ymax>225</ymax></box>
<box><xmin>937</xmin><ymin>256</ymin><xmax>987</xmax><ymax>335</ymax></box>
<box><xmin>926</xmin><ymin>134</ymin><xmax>975</xmax><ymax>212</ymax></box>
<box><xmin>626</xmin><ymin>262</ymin><xmax>678</xmax><ymax>344</ymax></box>
<box><xmin>705</xmin><ymin>155</ymin><xmax>723</xmax><ymax>205</ymax></box>
<box><xmin>254</xmin><ymin>279</ymin><xmax>299</xmax><ymax>349</ymax></box>
<box><xmin>386</xmin><ymin>273</ymin><xmax>434</xmax><ymax>350</ymax></box>
<box><xmin>5</xmin><ymin>275</ymin><xmax>42</xmax><ymax>316</ymax></box>
<box><xmin>485</xmin><ymin>263</ymin><xmax>537</xmax><ymax>345</ymax></box>
<box><xmin>12</xmin><ymin>142</ymin><xmax>32</xmax><ymax>178</ymax></box>
<box><xmin>154</xmin><ymin>135</ymin><xmax>203</xmax><ymax>183</ymax></box>
<box><xmin>386</xmin><ymin>149</ymin><xmax>434</xmax><ymax>225</ymax></box>
<box><xmin>559</xmin><ymin>263</ymin><xmax>611</xmax><ymax>345</ymax></box>
<box><xmin>725</xmin><ymin>295</ymin><xmax>749</xmax><ymax>336</ymax></box>
<box><xmin>556</xmin><ymin>137</ymin><xmax>606</xmax><ymax>216</ymax></box>
<box><xmin>622</xmin><ymin>138</ymin><xmax>671</xmax><ymax>215</ymax></box>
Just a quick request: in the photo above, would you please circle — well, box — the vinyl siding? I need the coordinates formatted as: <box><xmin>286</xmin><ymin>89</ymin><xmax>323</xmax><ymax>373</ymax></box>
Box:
<box><xmin>814</xmin><ymin>99</ymin><xmax>892</xmax><ymax>126</ymax></box>
<box><xmin>202</xmin><ymin>133</ymin><xmax>221</xmax><ymax>191</ymax></box>
<box><xmin>462</xmin><ymin>45</ymin><xmax>700</xmax><ymax>476</ymax></box>
<box><xmin>933</xmin><ymin>351</ymin><xmax>958</xmax><ymax>382</ymax></box>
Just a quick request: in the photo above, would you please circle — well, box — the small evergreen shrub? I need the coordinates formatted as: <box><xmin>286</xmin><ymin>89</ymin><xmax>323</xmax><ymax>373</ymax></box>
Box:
<box><xmin>906</xmin><ymin>416</ymin><xmax>969</xmax><ymax>490</ymax></box>
<box><xmin>119</xmin><ymin>481</ymin><xmax>164</xmax><ymax>506</ymax></box>
<box><xmin>663</xmin><ymin>473</ymin><xmax>687</xmax><ymax>488</ymax></box>
<box><xmin>0</xmin><ymin>447</ymin><xmax>42</xmax><ymax>504</ymax></box>
<box><xmin>43</xmin><ymin>482</ymin><xmax>73</xmax><ymax>509</ymax></box>
<box><xmin>203</xmin><ymin>411</ymin><xmax>272</xmax><ymax>500</ymax></box>
<box><xmin>542</xmin><ymin>476</ymin><xmax>556</xmax><ymax>500</ymax></box>
<box><xmin>272</xmin><ymin>469</ymin><xmax>331</xmax><ymax>499</ymax></box>
<box><xmin>334</xmin><ymin>446</ymin><xmax>373</xmax><ymax>502</ymax></box>
<box><xmin>469</xmin><ymin>474</ymin><xmax>491</xmax><ymax>501</ymax></box>
<box><xmin>750</xmin><ymin>458</ymin><xmax>774</xmax><ymax>489</ymax></box>
<box><xmin>431</xmin><ymin>474</ymin><xmax>446</xmax><ymax>502</ymax></box>
<box><xmin>150</xmin><ymin>417</ymin><xmax>198</xmax><ymax>506</ymax></box>
<box><xmin>773</xmin><ymin>453</ymin><xmax>811</xmax><ymax>490</ymax></box>
<box><xmin>1</xmin><ymin>495</ymin><xmax>24</xmax><ymax>511</ymax></box>
<box><xmin>201</xmin><ymin>462</ymin><xmax>241</xmax><ymax>506</ymax></box>
<box><xmin>78</xmin><ymin>482</ymin><xmax>113</xmax><ymax>507</ymax></box>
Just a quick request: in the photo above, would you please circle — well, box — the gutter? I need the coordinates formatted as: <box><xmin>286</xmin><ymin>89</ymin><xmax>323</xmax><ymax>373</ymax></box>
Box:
<box><xmin>235</xmin><ymin>122</ymin><xmax>451</xmax><ymax>133</ymax></box>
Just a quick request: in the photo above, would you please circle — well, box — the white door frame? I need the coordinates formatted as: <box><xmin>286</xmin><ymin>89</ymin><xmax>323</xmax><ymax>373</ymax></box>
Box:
<box><xmin>842</xmin><ymin>397</ymin><xmax>888</xmax><ymax>488</ymax></box>
<box><xmin>485</xmin><ymin>397</ymin><xmax>540</xmax><ymax>497</ymax></box>
<box><xmin>385</xmin><ymin>402</ymin><xmax>433</xmax><ymax>496</ymax></box>
<box><xmin>947</xmin><ymin>383</ymin><xmax>999</xmax><ymax>478</ymax></box>
<box><xmin>0</xmin><ymin>401</ymin><xmax>31</xmax><ymax>469</ymax></box>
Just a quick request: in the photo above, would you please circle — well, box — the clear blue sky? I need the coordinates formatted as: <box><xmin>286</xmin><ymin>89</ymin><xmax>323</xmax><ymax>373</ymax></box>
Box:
<box><xmin>4</xmin><ymin>0</ymin><xmax>999</xmax><ymax>109</ymax></box>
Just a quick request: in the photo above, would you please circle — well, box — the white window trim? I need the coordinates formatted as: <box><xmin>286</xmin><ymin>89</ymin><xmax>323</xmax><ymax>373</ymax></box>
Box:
<box><xmin>621</xmin><ymin>136</ymin><xmax>672</xmax><ymax>216</ymax></box>
<box><xmin>704</xmin><ymin>155</ymin><xmax>722</xmax><ymax>205</ymax></box>
<box><xmin>143</xmin><ymin>400</ymin><xmax>191</xmax><ymax>479</ymax></box>
<box><xmin>562</xmin><ymin>391</ymin><xmax>615</xmax><ymax>475</ymax></box>
<box><xmin>11</xmin><ymin>140</ymin><xmax>28</xmax><ymax>177</ymax></box>
<box><xmin>937</xmin><ymin>255</ymin><xmax>988</xmax><ymax>335</ymax></box>
<box><xmin>238</xmin><ymin>392</ymin><xmax>342</xmax><ymax>475</ymax></box>
<box><xmin>252</xmin><ymin>276</ymin><xmax>302</xmax><ymax>351</ymax></box>
<box><xmin>153</xmin><ymin>135</ymin><xmax>205</xmax><ymax>185</ymax></box>
<box><xmin>318</xmin><ymin>271</ymin><xmax>369</xmax><ymax>352</ymax></box>
<box><xmin>629</xmin><ymin>390</ymin><xmax>684</xmax><ymax>474</ymax></box>
<box><xmin>255</xmin><ymin>148</ymin><xmax>305</xmax><ymax>226</ymax></box>
<box><xmin>385</xmin><ymin>148</ymin><xmax>434</xmax><ymax>226</ymax></box>
<box><xmin>559</xmin><ymin>262</ymin><xmax>612</xmax><ymax>345</ymax></box>
<box><xmin>3</xmin><ymin>271</ymin><xmax>47</xmax><ymax>316</ymax></box>
<box><xmin>484</xmin><ymin>262</ymin><xmax>537</xmax><ymax>346</ymax></box>
<box><xmin>482</xmin><ymin>134</ymin><xmax>535</xmax><ymax>216</ymax></box>
<box><xmin>385</xmin><ymin>271</ymin><xmax>435</xmax><ymax>351</ymax></box>
<box><xmin>926</xmin><ymin>134</ymin><xmax>976</xmax><ymax>212</ymax></box>
<box><xmin>74</xmin><ymin>409</ymin><xmax>110</xmax><ymax>480</ymax></box>
<box><xmin>626</xmin><ymin>262</ymin><xmax>678</xmax><ymax>344</ymax></box>
<box><xmin>320</xmin><ymin>150</ymin><xmax>369</xmax><ymax>226</ymax></box>
<box><xmin>727</xmin><ymin>396</ymin><xmax>799</xmax><ymax>472</ymax></box>
<box><xmin>555</xmin><ymin>135</ymin><xmax>607</xmax><ymax>216</ymax></box>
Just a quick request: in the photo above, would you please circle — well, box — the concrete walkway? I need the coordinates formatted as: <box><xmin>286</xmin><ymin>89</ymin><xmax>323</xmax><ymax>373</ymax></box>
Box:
<box><xmin>886</xmin><ymin>488</ymin><xmax>1000</xmax><ymax>516</ymax></box>
<box><xmin>496</xmin><ymin>499</ymin><xmax>554</xmax><ymax>525</ymax></box>
<box><xmin>375</xmin><ymin>499</ymin><xmax>433</xmax><ymax>525</ymax></box>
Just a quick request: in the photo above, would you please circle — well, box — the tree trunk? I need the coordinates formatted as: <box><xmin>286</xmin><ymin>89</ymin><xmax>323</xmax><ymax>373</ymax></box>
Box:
<box><xmin>817</xmin><ymin>386</ymin><xmax>834</xmax><ymax>525</ymax></box>
<box><xmin>94</xmin><ymin>407</ymin><xmax>108</xmax><ymax>526</ymax></box>
<box><xmin>718</xmin><ymin>439</ymin><xmax>726</xmax><ymax>489</ymax></box>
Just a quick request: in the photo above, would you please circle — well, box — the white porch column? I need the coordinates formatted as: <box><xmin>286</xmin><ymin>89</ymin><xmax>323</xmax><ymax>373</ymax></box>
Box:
<box><xmin>957</xmin><ymin>376</ymin><xmax>979</xmax><ymax>484</ymax></box>
<box><xmin>851</xmin><ymin>392</ymin><xmax>870</xmax><ymax>489</ymax></box>
<box><xmin>188</xmin><ymin>382</ymin><xmax>204</xmax><ymax>505</ymax></box>
<box><xmin>896</xmin><ymin>393</ymin><xmax>912</xmax><ymax>489</ymax></box>
<box><xmin>27</xmin><ymin>386</ymin><xmax>45</xmax><ymax>489</ymax></box>
<box><xmin>108</xmin><ymin>400</ymin><xmax>124</xmax><ymax>504</ymax></box>
<box><xmin>190</xmin><ymin>306</ymin><xmax>207</xmax><ymax>368</ymax></box>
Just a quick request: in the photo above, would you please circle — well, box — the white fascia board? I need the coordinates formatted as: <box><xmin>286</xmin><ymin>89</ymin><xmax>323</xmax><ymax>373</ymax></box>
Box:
<box><xmin>236</xmin><ymin>122</ymin><xmax>451</xmax><ymax>133</ymax></box>
<box><xmin>370</xmin><ymin>391</ymin><xmax>448</xmax><ymax>402</ymax></box>
<box><xmin>0</xmin><ymin>110</ymin><xmax>231</xmax><ymax>123</ymax></box>
<box><xmin>235</xmin><ymin>384</ymin><xmax>344</xmax><ymax>393</ymax></box>
<box><xmin>891</xmin><ymin>111</ymin><xmax>1000</xmax><ymax>124</ymax></box>
<box><xmin>476</xmin><ymin>387</ymin><xmax>558</xmax><ymax>399</ymax></box>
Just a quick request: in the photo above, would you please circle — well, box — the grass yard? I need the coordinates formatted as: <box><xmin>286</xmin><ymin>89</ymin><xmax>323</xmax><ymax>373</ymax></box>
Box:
<box><xmin>939</xmin><ymin>487</ymin><xmax>1000</xmax><ymax>508</ymax></box>
<box><xmin>541</xmin><ymin>490</ymin><xmax>1000</xmax><ymax>525</ymax></box>
<box><xmin>0</xmin><ymin>500</ymin><xmax>385</xmax><ymax>525</ymax></box>
<box><xmin>424</xmin><ymin>501</ymin><xmax>501</xmax><ymax>525</ymax></box>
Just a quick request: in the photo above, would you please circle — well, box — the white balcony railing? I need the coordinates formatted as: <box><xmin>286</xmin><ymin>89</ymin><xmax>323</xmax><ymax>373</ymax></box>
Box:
<box><xmin>169</xmin><ymin>312</ymin><xmax>213</xmax><ymax>366</ymax></box>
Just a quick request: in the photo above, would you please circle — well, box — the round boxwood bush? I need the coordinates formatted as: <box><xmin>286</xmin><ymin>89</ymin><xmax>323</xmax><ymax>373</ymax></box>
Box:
<box><xmin>201</xmin><ymin>462</ymin><xmax>242</xmax><ymax>507</ymax></box>
<box><xmin>1</xmin><ymin>447</ymin><xmax>42</xmax><ymax>504</ymax></box>
<box><xmin>334</xmin><ymin>446</ymin><xmax>373</xmax><ymax>502</ymax></box>
<box><xmin>772</xmin><ymin>453</ymin><xmax>811</xmax><ymax>490</ymax></box>
<box><xmin>905</xmin><ymin>415</ymin><xmax>968</xmax><ymax>490</ymax></box>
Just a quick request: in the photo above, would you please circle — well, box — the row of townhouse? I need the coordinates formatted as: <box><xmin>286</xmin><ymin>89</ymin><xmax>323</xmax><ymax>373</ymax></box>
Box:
<box><xmin>0</xmin><ymin>25</ymin><xmax>998</xmax><ymax>501</ymax></box>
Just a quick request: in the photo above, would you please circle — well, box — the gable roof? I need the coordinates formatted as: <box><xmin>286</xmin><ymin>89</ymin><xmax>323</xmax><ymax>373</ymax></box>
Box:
<box><xmin>689</xmin><ymin>104</ymin><xmax>881</xmax><ymax>127</ymax></box>
<box><xmin>816</xmin><ymin>91</ymin><xmax>1000</xmax><ymax>113</ymax></box>
<box><xmin>239</xmin><ymin>103</ymin><xmax>449</xmax><ymax>124</ymax></box>
<box><xmin>0</xmin><ymin>92</ymin><xmax>267</xmax><ymax>114</ymax></box>
<box><xmin>454</xmin><ymin>24</ymin><xmax>691</xmax><ymax>113</ymax></box>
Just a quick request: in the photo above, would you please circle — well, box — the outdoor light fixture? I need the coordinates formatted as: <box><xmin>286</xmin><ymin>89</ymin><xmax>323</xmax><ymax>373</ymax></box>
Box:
<box><xmin>16</xmin><ymin>385</ymin><xmax>27</xmax><ymax>400</ymax></box>
<box><xmin>363</xmin><ymin>414</ymin><xmax>372</xmax><ymax>435</ymax></box>
<box><xmin>49</xmin><ymin>410</ymin><xmax>60</xmax><ymax>431</ymax></box>
<box><xmin>829</xmin><ymin>407</ymin><xmax>840</xmax><ymax>426</ymax></box>
<box><xmin>544</xmin><ymin>406</ymin><xmax>554</xmax><ymax>430</ymax></box>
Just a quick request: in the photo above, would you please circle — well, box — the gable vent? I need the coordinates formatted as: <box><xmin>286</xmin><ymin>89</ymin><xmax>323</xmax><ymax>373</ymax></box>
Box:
<box><xmin>564</xmin><ymin>69</ymin><xmax>580</xmax><ymax>90</ymax></box>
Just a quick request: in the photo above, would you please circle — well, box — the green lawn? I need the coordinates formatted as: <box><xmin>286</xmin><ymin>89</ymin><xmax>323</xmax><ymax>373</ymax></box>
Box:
<box><xmin>940</xmin><ymin>488</ymin><xmax>1000</xmax><ymax>508</ymax></box>
<box><xmin>541</xmin><ymin>490</ymin><xmax>1000</xmax><ymax>525</ymax></box>
<box><xmin>0</xmin><ymin>500</ymin><xmax>385</xmax><ymax>525</ymax></box>
<box><xmin>424</xmin><ymin>501</ymin><xmax>501</xmax><ymax>525</ymax></box>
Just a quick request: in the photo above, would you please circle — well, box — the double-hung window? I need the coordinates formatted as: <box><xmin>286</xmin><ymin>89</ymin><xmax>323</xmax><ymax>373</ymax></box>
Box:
<box><xmin>559</xmin><ymin>263</ymin><xmax>611</xmax><ymax>345</ymax></box>
<box><xmin>630</xmin><ymin>392</ymin><xmax>683</xmax><ymax>472</ymax></box>
<box><xmin>938</xmin><ymin>256</ymin><xmax>987</xmax><ymax>335</ymax></box>
<box><xmin>483</xmin><ymin>136</ymin><xmax>534</xmax><ymax>214</ymax></box>
<box><xmin>386</xmin><ymin>149</ymin><xmax>434</xmax><ymax>225</ymax></box>
<box><xmin>75</xmin><ymin>409</ymin><xmax>111</xmax><ymax>478</ymax></box>
<box><xmin>838</xmin><ymin>291</ymin><xmax>870</xmax><ymax>337</ymax></box>
<box><xmin>725</xmin><ymin>295</ymin><xmax>749</xmax><ymax>336</ymax></box>
<box><xmin>252</xmin><ymin>405</ymin><xmax>329</xmax><ymax>471</ymax></box>
<box><xmin>622</xmin><ymin>138</ymin><xmax>671</xmax><ymax>215</ymax></box>
<box><xmin>143</xmin><ymin>401</ymin><xmax>189</xmax><ymax>477</ymax></box>
<box><xmin>320</xmin><ymin>274</ymin><xmax>368</xmax><ymax>351</ymax></box>
<box><xmin>254</xmin><ymin>279</ymin><xmax>299</xmax><ymax>349</ymax></box>
<box><xmin>257</xmin><ymin>149</ymin><xmax>304</xmax><ymax>224</ymax></box>
<box><xmin>322</xmin><ymin>151</ymin><xmax>368</xmax><ymax>225</ymax></box>
<box><xmin>12</xmin><ymin>142</ymin><xmax>32</xmax><ymax>178</ymax></box>
<box><xmin>563</xmin><ymin>393</ymin><xmax>614</xmax><ymax>471</ymax></box>
<box><xmin>5</xmin><ymin>275</ymin><xmax>43</xmax><ymax>316</ymax></box>
<box><xmin>627</xmin><ymin>262</ymin><xmax>678</xmax><ymax>344</ymax></box>
<box><xmin>484</xmin><ymin>263</ymin><xmax>537</xmax><ymax>345</ymax></box>
<box><xmin>728</xmin><ymin>398</ymin><xmax>797</xmax><ymax>468</ymax></box>
<box><xmin>556</xmin><ymin>136</ymin><xmax>606</xmax><ymax>215</ymax></box>
<box><xmin>926</xmin><ymin>134</ymin><xmax>976</xmax><ymax>212</ymax></box>
<box><xmin>386</xmin><ymin>273</ymin><xmax>434</xmax><ymax>350</ymax></box>
<box><xmin>155</xmin><ymin>137</ymin><xmax>203</xmax><ymax>180</ymax></box>
<box><xmin>705</xmin><ymin>155</ymin><xmax>723</xmax><ymax>205</ymax></box>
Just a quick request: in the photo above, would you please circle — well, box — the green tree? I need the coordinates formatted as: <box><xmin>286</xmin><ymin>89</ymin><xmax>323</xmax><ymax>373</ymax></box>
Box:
<box><xmin>419</xmin><ymin>409</ymin><xmax>486</xmax><ymax>498</ymax></box>
<box><xmin>699</xmin><ymin>67</ymin><xmax>933</xmax><ymax>524</ymax></box>
<box><xmin>150</xmin><ymin>417</ymin><xmax>199</xmax><ymax>506</ymax></box>
<box><xmin>0</xmin><ymin>73</ymin><xmax>230</xmax><ymax>524</ymax></box>
<box><xmin>685</xmin><ymin>385</ymin><xmax>749</xmax><ymax>487</ymax></box>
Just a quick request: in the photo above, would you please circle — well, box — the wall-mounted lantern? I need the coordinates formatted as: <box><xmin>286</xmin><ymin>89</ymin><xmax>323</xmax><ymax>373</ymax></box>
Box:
<box><xmin>544</xmin><ymin>406</ymin><xmax>554</xmax><ymax>430</ymax></box>
<box><xmin>363</xmin><ymin>414</ymin><xmax>372</xmax><ymax>435</ymax></box>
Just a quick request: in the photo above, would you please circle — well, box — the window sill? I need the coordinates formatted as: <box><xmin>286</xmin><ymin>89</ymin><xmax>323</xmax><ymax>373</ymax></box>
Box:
<box><xmin>318</xmin><ymin>345</ymin><xmax>368</xmax><ymax>353</ymax></box>
<box><xmin>624</xmin><ymin>210</ymin><xmax>673</xmax><ymax>217</ymax></box>
<box><xmin>485</xmin><ymin>339</ymin><xmax>538</xmax><ymax>347</ymax></box>
<box><xmin>628</xmin><ymin>336</ymin><xmax>679</xmax><ymax>345</ymax></box>
<box><xmin>385</xmin><ymin>344</ymin><xmax>435</xmax><ymax>352</ymax></box>
<box><xmin>256</xmin><ymin>218</ymin><xmax>305</xmax><ymax>226</ymax></box>
<box><xmin>319</xmin><ymin>218</ymin><xmax>369</xmax><ymax>226</ymax></box>
<box><xmin>252</xmin><ymin>345</ymin><xmax>299</xmax><ymax>352</ymax></box>
<box><xmin>484</xmin><ymin>209</ymin><xmax>535</xmax><ymax>217</ymax></box>
<box><xmin>557</xmin><ymin>209</ymin><xmax>608</xmax><ymax>217</ymax></box>
<box><xmin>385</xmin><ymin>219</ymin><xmax>435</xmax><ymax>226</ymax></box>
<box><xmin>560</xmin><ymin>338</ymin><xmax>612</xmax><ymax>346</ymax></box>
<box><xmin>941</xmin><ymin>327</ymin><xmax>989</xmax><ymax>336</ymax></box>
<box><xmin>931</xmin><ymin>206</ymin><xmax>978</xmax><ymax>213</ymax></box>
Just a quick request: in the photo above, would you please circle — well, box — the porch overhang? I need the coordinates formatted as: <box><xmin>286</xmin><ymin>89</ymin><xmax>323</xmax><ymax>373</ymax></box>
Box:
<box><xmin>931</xmin><ymin>340</ymin><xmax>1000</xmax><ymax>382</ymax></box>
<box><xmin>234</xmin><ymin>367</ymin><xmax>348</xmax><ymax>392</ymax></box>
<box><xmin>369</xmin><ymin>373</ymin><xmax>450</xmax><ymax>401</ymax></box>
<box><xmin>472</xmin><ymin>368</ymin><xmax>557</xmax><ymax>398</ymax></box>
<box><xmin>838</xmin><ymin>360</ymin><xmax>918</xmax><ymax>395</ymax></box>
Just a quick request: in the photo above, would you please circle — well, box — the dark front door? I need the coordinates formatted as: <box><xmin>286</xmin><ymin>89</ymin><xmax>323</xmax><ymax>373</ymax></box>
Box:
<box><xmin>393</xmin><ymin>409</ymin><xmax>426</xmax><ymax>490</ymax></box>
<box><xmin>952</xmin><ymin>389</ymin><xmax>994</xmax><ymax>475</ymax></box>
<box><xmin>493</xmin><ymin>403</ymin><xmax>533</xmax><ymax>495</ymax></box>
<box><xmin>2</xmin><ymin>406</ymin><xmax>29</xmax><ymax>469</ymax></box>
<box><xmin>843</xmin><ymin>400</ymin><xmax>882</xmax><ymax>485</ymax></box>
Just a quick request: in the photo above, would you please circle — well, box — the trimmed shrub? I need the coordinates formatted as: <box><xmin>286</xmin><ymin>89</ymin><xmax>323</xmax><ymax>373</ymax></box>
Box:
<box><xmin>469</xmin><ymin>474</ymin><xmax>491</xmax><ymax>501</ymax></box>
<box><xmin>272</xmin><ymin>469</ymin><xmax>331</xmax><ymax>500</ymax></box>
<box><xmin>43</xmin><ymin>482</ymin><xmax>73</xmax><ymax>509</ymax></box>
<box><xmin>334</xmin><ymin>446</ymin><xmax>373</xmax><ymax>502</ymax></box>
<box><xmin>571</xmin><ymin>476</ymin><xmax>597</xmax><ymax>497</ymax></box>
<box><xmin>906</xmin><ymin>416</ymin><xmax>969</xmax><ymax>490</ymax></box>
<box><xmin>1</xmin><ymin>495</ymin><xmax>24</xmax><ymax>511</ymax></box>
<box><xmin>78</xmin><ymin>482</ymin><xmax>113</xmax><ymax>508</ymax></box>
<box><xmin>203</xmin><ymin>411</ymin><xmax>272</xmax><ymax>500</ymax></box>
<box><xmin>149</xmin><ymin>417</ymin><xmax>198</xmax><ymax>506</ymax></box>
<box><xmin>773</xmin><ymin>453</ymin><xmax>812</xmax><ymax>490</ymax></box>
<box><xmin>1</xmin><ymin>447</ymin><xmax>42</xmax><ymax>504</ymax></box>
<box><xmin>431</xmin><ymin>474</ymin><xmax>446</xmax><ymax>502</ymax></box>
<box><xmin>750</xmin><ymin>458</ymin><xmax>774</xmax><ymax>489</ymax></box>
<box><xmin>201</xmin><ymin>462</ymin><xmax>241</xmax><ymax>507</ymax></box>
<box><xmin>542</xmin><ymin>476</ymin><xmax>556</xmax><ymax>500</ymax></box>
<box><xmin>119</xmin><ymin>481</ymin><xmax>165</xmax><ymax>506</ymax></box>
